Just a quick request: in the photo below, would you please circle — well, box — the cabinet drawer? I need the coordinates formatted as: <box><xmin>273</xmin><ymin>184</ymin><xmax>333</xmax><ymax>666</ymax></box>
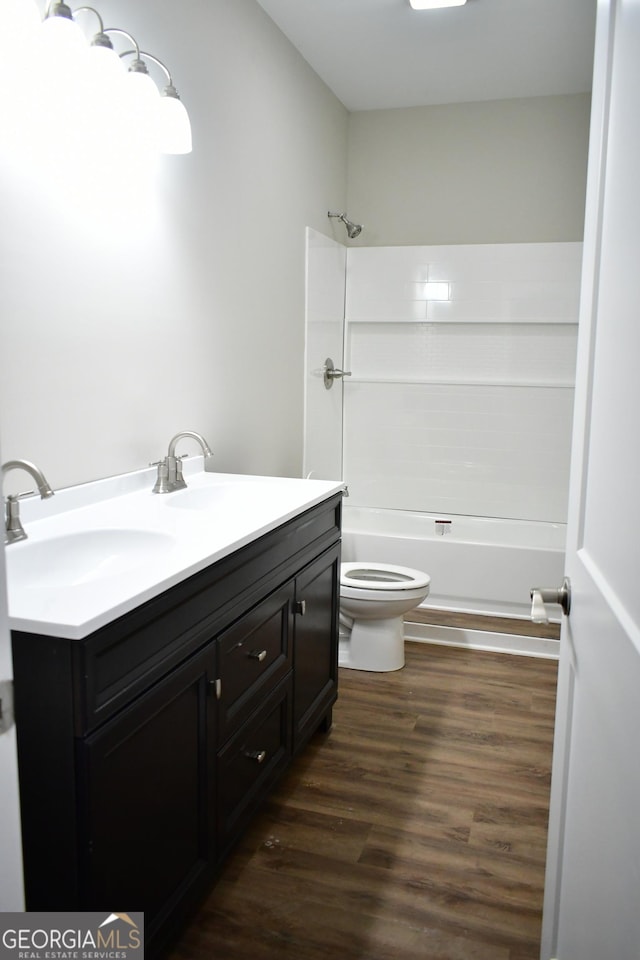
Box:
<box><xmin>217</xmin><ymin>581</ymin><xmax>293</xmax><ymax>745</ymax></box>
<box><xmin>217</xmin><ymin>676</ymin><xmax>291</xmax><ymax>854</ymax></box>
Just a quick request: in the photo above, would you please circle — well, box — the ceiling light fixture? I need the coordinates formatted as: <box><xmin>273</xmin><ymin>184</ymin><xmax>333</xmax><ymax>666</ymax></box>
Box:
<box><xmin>409</xmin><ymin>0</ymin><xmax>467</xmax><ymax>9</ymax></box>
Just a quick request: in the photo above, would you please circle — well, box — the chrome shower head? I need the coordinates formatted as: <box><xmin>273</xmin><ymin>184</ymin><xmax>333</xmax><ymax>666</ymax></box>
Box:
<box><xmin>328</xmin><ymin>211</ymin><xmax>363</xmax><ymax>239</ymax></box>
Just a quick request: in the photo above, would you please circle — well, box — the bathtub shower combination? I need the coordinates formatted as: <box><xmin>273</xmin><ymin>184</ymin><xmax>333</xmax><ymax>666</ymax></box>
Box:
<box><xmin>341</xmin><ymin>505</ymin><xmax>566</xmax><ymax>658</ymax></box>
<box><xmin>305</xmin><ymin>236</ymin><xmax>582</xmax><ymax>663</ymax></box>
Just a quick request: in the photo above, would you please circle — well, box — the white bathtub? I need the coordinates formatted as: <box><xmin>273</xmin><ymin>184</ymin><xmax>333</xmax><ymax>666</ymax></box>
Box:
<box><xmin>341</xmin><ymin>506</ymin><xmax>566</xmax><ymax>621</ymax></box>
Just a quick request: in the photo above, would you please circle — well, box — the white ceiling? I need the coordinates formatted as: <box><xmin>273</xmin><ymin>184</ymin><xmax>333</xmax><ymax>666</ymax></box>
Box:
<box><xmin>254</xmin><ymin>0</ymin><xmax>597</xmax><ymax>112</ymax></box>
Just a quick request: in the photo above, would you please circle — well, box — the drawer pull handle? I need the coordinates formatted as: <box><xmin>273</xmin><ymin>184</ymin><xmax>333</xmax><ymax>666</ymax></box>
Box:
<box><xmin>248</xmin><ymin>650</ymin><xmax>267</xmax><ymax>662</ymax></box>
<box><xmin>245</xmin><ymin>749</ymin><xmax>267</xmax><ymax>764</ymax></box>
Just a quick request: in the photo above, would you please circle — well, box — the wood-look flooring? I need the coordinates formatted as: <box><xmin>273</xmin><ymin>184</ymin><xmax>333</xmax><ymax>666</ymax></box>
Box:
<box><xmin>169</xmin><ymin>643</ymin><xmax>558</xmax><ymax>960</ymax></box>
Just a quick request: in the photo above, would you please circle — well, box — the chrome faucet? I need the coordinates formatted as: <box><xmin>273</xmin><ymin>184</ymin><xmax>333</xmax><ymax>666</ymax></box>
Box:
<box><xmin>151</xmin><ymin>431</ymin><xmax>215</xmax><ymax>494</ymax></box>
<box><xmin>2</xmin><ymin>459</ymin><xmax>55</xmax><ymax>544</ymax></box>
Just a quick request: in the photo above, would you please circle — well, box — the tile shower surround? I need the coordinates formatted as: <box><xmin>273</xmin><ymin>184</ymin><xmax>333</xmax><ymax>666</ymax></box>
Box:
<box><xmin>342</xmin><ymin>243</ymin><xmax>582</xmax><ymax>524</ymax></box>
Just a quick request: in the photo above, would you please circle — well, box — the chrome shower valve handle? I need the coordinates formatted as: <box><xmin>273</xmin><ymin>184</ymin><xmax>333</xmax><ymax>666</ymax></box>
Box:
<box><xmin>323</xmin><ymin>357</ymin><xmax>352</xmax><ymax>390</ymax></box>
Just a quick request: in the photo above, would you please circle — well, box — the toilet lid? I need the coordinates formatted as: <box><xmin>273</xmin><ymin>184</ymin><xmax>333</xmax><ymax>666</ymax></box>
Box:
<box><xmin>340</xmin><ymin>562</ymin><xmax>430</xmax><ymax>591</ymax></box>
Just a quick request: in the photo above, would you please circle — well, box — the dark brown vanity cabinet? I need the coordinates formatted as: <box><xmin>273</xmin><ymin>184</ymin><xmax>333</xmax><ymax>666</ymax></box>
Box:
<box><xmin>11</xmin><ymin>493</ymin><xmax>341</xmax><ymax>957</ymax></box>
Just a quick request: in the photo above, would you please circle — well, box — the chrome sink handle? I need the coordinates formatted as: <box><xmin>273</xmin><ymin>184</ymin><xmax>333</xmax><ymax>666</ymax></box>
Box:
<box><xmin>5</xmin><ymin>494</ymin><xmax>29</xmax><ymax>544</ymax></box>
<box><xmin>2</xmin><ymin>459</ymin><xmax>54</xmax><ymax>544</ymax></box>
<box><xmin>150</xmin><ymin>458</ymin><xmax>172</xmax><ymax>495</ymax></box>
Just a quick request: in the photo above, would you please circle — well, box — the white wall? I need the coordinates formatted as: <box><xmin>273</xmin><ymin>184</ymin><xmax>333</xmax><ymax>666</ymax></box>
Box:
<box><xmin>346</xmin><ymin>94</ymin><xmax>591</xmax><ymax>246</ymax></box>
<box><xmin>0</xmin><ymin>0</ymin><xmax>349</xmax><ymax>492</ymax></box>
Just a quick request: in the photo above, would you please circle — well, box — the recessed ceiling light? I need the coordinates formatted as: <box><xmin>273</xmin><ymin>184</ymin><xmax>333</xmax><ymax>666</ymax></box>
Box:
<box><xmin>409</xmin><ymin>0</ymin><xmax>467</xmax><ymax>9</ymax></box>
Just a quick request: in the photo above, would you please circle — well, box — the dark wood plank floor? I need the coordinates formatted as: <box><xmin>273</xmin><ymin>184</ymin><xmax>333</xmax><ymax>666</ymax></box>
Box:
<box><xmin>169</xmin><ymin>642</ymin><xmax>558</xmax><ymax>960</ymax></box>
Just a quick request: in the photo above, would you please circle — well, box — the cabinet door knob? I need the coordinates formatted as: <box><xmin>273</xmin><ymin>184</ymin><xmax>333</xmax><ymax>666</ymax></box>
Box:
<box><xmin>248</xmin><ymin>649</ymin><xmax>267</xmax><ymax>662</ymax></box>
<box><xmin>293</xmin><ymin>599</ymin><xmax>306</xmax><ymax>616</ymax></box>
<box><xmin>245</xmin><ymin>749</ymin><xmax>267</xmax><ymax>764</ymax></box>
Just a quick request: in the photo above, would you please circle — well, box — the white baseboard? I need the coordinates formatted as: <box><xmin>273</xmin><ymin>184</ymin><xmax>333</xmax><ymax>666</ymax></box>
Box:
<box><xmin>404</xmin><ymin>620</ymin><xmax>560</xmax><ymax>660</ymax></box>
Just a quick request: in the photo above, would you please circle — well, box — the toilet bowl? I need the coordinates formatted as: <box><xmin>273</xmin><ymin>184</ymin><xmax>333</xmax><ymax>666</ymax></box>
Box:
<box><xmin>339</xmin><ymin>562</ymin><xmax>431</xmax><ymax>672</ymax></box>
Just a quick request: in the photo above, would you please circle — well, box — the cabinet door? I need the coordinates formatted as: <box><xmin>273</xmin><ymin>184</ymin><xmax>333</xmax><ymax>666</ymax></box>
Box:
<box><xmin>292</xmin><ymin>543</ymin><xmax>340</xmax><ymax>753</ymax></box>
<box><xmin>217</xmin><ymin>581</ymin><xmax>294</xmax><ymax>745</ymax></box>
<box><xmin>78</xmin><ymin>646</ymin><xmax>216</xmax><ymax>937</ymax></box>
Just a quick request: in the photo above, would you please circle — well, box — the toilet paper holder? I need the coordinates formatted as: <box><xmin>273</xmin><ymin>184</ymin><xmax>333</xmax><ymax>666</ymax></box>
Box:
<box><xmin>530</xmin><ymin>577</ymin><xmax>571</xmax><ymax>624</ymax></box>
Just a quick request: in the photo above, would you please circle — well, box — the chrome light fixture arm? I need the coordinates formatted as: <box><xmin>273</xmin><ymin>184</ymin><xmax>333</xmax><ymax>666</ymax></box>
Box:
<box><xmin>70</xmin><ymin>6</ymin><xmax>115</xmax><ymax>51</ymax></box>
<box><xmin>103</xmin><ymin>27</ymin><xmax>145</xmax><ymax>71</ymax></box>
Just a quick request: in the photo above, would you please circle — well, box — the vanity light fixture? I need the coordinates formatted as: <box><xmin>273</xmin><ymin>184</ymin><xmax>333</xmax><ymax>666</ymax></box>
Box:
<box><xmin>39</xmin><ymin>1</ymin><xmax>192</xmax><ymax>154</ymax></box>
<box><xmin>409</xmin><ymin>0</ymin><xmax>467</xmax><ymax>9</ymax></box>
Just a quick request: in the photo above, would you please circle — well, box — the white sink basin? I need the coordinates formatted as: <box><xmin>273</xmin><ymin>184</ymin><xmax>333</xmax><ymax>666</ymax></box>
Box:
<box><xmin>6</xmin><ymin>529</ymin><xmax>176</xmax><ymax>589</ymax></box>
<box><xmin>163</xmin><ymin>485</ymin><xmax>234</xmax><ymax>511</ymax></box>
<box><xmin>163</xmin><ymin>477</ymin><xmax>304</xmax><ymax>513</ymax></box>
<box><xmin>5</xmin><ymin>467</ymin><xmax>344</xmax><ymax>639</ymax></box>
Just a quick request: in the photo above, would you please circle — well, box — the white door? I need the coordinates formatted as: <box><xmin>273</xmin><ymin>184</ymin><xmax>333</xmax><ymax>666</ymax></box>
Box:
<box><xmin>541</xmin><ymin>2</ymin><xmax>640</xmax><ymax>957</ymax></box>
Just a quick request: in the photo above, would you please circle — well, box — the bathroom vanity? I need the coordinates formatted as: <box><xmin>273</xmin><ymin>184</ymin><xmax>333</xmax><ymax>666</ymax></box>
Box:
<box><xmin>8</xmin><ymin>468</ymin><xmax>342</xmax><ymax>956</ymax></box>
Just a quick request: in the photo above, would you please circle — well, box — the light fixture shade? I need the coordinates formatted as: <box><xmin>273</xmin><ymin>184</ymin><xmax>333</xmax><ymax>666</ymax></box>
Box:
<box><xmin>125</xmin><ymin>66</ymin><xmax>160</xmax><ymax>102</ymax></box>
<box><xmin>124</xmin><ymin>67</ymin><xmax>161</xmax><ymax>151</ymax></box>
<box><xmin>88</xmin><ymin>42</ymin><xmax>127</xmax><ymax>83</ymax></box>
<box><xmin>158</xmin><ymin>94</ymin><xmax>192</xmax><ymax>154</ymax></box>
<box><xmin>409</xmin><ymin>0</ymin><xmax>467</xmax><ymax>8</ymax></box>
<box><xmin>41</xmin><ymin>8</ymin><xmax>86</xmax><ymax>57</ymax></box>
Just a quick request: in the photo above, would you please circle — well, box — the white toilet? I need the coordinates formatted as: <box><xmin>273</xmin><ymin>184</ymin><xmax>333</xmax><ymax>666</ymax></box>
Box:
<box><xmin>339</xmin><ymin>562</ymin><xmax>431</xmax><ymax>672</ymax></box>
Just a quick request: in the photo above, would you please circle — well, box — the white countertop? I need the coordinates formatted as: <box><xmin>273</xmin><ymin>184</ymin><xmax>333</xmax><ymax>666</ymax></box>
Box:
<box><xmin>5</xmin><ymin>461</ymin><xmax>343</xmax><ymax>640</ymax></box>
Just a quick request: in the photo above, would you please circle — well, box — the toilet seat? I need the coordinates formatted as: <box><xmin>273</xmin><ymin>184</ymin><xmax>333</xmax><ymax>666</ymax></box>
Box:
<box><xmin>340</xmin><ymin>561</ymin><xmax>430</xmax><ymax>592</ymax></box>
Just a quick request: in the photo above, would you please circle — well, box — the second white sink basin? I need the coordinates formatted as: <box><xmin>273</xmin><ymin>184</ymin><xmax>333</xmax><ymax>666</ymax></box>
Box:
<box><xmin>163</xmin><ymin>485</ymin><xmax>234</xmax><ymax>511</ymax></box>
<box><xmin>6</xmin><ymin>529</ymin><xmax>176</xmax><ymax>589</ymax></box>
<box><xmin>162</xmin><ymin>476</ymin><xmax>307</xmax><ymax>513</ymax></box>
